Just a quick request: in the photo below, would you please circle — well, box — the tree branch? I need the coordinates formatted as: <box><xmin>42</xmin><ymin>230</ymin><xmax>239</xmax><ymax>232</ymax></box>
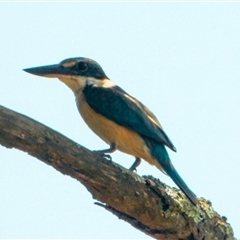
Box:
<box><xmin>0</xmin><ymin>105</ymin><xmax>236</xmax><ymax>240</ymax></box>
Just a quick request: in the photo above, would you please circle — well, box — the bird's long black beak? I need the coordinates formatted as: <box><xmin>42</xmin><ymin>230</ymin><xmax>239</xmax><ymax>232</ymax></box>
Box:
<box><xmin>23</xmin><ymin>64</ymin><xmax>70</xmax><ymax>78</ymax></box>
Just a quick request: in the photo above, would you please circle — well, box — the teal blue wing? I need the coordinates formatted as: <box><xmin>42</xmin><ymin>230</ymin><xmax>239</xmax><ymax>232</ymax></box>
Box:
<box><xmin>83</xmin><ymin>84</ymin><xmax>176</xmax><ymax>152</ymax></box>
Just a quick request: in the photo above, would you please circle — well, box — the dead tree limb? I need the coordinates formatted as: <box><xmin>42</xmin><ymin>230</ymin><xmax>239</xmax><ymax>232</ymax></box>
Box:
<box><xmin>0</xmin><ymin>105</ymin><xmax>235</xmax><ymax>240</ymax></box>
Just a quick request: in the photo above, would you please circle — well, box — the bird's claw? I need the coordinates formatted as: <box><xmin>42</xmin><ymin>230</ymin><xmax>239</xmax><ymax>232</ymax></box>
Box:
<box><xmin>129</xmin><ymin>166</ymin><xmax>137</xmax><ymax>172</ymax></box>
<box><xmin>103</xmin><ymin>153</ymin><xmax>112</xmax><ymax>161</ymax></box>
<box><xmin>93</xmin><ymin>151</ymin><xmax>112</xmax><ymax>161</ymax></box>
<box><xmin>129</xmin><ymin>158</ymin><xmax>141</xmax><ymax>172</ymax></box>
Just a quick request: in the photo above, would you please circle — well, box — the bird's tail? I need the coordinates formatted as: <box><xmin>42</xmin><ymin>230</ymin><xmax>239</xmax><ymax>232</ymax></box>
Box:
<box><xmin>163</xmin><ymin>162</ymin><xmax>198</xmax><ymax>205</ymax></box>
<box><xmin>151</xmin><ymin>144</ymin><xmax>198</xmax><ymax>205</ymax></box>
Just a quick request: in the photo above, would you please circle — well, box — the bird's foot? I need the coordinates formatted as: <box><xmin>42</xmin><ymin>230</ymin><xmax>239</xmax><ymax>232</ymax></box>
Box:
<box><xmin>93</xmin><ymin>150</ymin><xmax>112</xmax><ymax>161</ymax></box>
<box><xmin>129</xmin><ymin>165</ymin><xmax>137</xmax><ymax>172</ymax></box>
<box><xmin>129</xmin><ymin>157</ymin><xmax>141</xmax><ymax>172</ymax></box>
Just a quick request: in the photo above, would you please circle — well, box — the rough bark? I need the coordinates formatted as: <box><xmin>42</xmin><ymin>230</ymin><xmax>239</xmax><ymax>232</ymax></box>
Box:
<box><xmin>0</xmin><ymin>105</ymin><xmax>236</xmax><ymax>240</ymax></box>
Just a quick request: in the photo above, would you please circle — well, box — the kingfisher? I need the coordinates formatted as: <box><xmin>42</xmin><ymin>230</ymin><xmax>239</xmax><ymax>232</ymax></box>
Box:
<box><xmin>23</xmin><ymin>57</ymin><xmax>198</xmax><ymax>205</ymax></box>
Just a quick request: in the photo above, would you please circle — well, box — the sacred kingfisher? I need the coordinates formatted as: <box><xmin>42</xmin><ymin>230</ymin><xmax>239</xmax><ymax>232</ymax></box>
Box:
<box><xmin>23</xmin><ymin>57</ymin><xmax>198</xmax><ymax>205</ymax></box>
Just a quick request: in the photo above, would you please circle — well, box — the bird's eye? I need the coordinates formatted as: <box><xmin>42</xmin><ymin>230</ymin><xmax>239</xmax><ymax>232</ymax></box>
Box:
<box><xmin>76</xmin><ymin>62</ymin><xmax>88</xmax><ymax>72</ymax></box>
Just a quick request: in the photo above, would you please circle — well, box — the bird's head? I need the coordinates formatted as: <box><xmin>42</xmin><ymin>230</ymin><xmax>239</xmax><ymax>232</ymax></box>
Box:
<box><xmin>23</xmin><ymin>57</ymin><xmax>110</xmax><ymax>92</ymax></box>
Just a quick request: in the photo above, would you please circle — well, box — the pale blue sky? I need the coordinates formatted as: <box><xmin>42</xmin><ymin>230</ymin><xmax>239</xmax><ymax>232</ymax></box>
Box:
<box><xmin>0</xmin><ymin>2</ymin><xmax>240</xmax><ymax>239</ymax></box>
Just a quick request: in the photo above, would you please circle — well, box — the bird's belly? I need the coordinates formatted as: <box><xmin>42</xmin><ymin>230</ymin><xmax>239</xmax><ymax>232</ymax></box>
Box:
<box><xmin>76</xmin><ymin>94</ymin><xmax>155</xmax><ymax>164</ymax></box>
